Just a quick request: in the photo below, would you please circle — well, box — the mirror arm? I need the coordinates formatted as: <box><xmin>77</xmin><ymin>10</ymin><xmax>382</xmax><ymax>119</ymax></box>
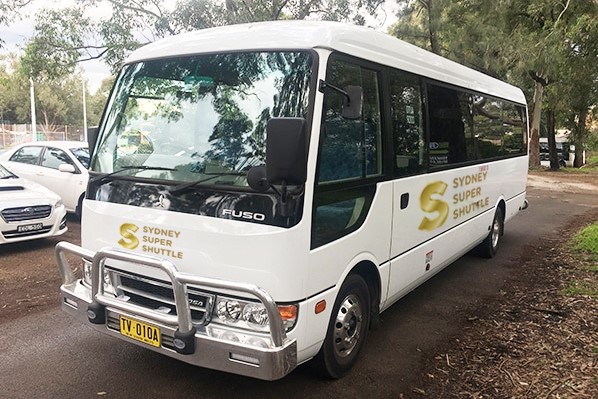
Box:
<box><xmin>318</xmin><ymin>80</ymin><xmax>351</xmax><ymax>104</ymax></box>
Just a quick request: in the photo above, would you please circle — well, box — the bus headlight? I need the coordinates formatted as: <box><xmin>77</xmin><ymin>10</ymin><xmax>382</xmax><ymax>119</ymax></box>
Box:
<box><xmin>212</xmin><ymin>296</ymin><xmax>297</xmax><ymax>333</ymax></box>
<box><xmin>82</xmin><ymin>259</ymin><xmax>114</xmax><ymax>293</ymax></box>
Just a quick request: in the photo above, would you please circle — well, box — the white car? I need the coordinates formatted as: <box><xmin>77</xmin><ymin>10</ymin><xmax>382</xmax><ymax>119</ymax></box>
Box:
<box><xmin>0</xmin><ymin>141</ymin><xmax>89</xmax><ymax>216</ymax></box>
<box><xmin>0</xmin><ymin>164</ymin><xmax>67</xmax><ymax>244</ymax></box>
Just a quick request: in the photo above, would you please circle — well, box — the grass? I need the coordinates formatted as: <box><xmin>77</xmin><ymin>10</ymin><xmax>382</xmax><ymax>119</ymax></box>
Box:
<box><xmin>563</xmin><ymin>281</ymin><xmax>598</xmax><ymax>297</ymax></box>
<box><xmin>571</xmin><ymin>221</ymin><xmax>598</xmax><ymax>257</ymax></box>
<box><xmin>563</xmin><ymin>221</ymin><xmax>598</xmax><ymax>297</ymax></box>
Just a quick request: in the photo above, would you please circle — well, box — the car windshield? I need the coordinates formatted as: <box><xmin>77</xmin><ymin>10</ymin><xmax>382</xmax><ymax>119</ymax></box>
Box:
<box><xmin>70</xmin><ymin>147</ymin><xmax>90</xmax><ymax>169</ymax></box>
<box><xmin>0</xmin><ymin>164</ymin><xmax>16</xmax><ymax>179</ymax></box>
<box><xmin>92</xmin><ymin>51</ymin><xmax>314</xmax><ymax>187</ymax></box>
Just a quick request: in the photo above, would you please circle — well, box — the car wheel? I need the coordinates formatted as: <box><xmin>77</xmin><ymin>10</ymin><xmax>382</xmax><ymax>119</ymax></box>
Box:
<box><xmin>313</xmin><ymin>274</ymin><xmax>371</xmax><ymax>379</ymax></box>
<box><xmin>75</xmin><ymin>195</ymin><xmax>84</xmax><ymax>219</ymax></box>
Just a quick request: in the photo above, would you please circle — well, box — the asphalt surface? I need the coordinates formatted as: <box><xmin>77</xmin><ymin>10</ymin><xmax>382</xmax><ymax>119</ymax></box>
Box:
<box><xmin>0</xmin><ymin>186</ymin><xmax>596</xmax><ymax>399</ymax></box>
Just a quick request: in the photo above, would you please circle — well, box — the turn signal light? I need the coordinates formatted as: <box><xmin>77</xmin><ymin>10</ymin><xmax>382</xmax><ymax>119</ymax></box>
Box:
<box><xmin>315</xmin><ymin>300</ymin><xmax>326</xmax><ymax>314</ymax></box>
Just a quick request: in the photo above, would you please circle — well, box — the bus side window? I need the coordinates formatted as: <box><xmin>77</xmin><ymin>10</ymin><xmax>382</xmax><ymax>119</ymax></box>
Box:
<box><xmin>389</xmin><ymin>70</ymin><xmax>425</xmax><ymax>176</ymax></box>
<box><xmin>312</xmin><ymin>58</ymin><xmax>382</xmax><ymax>248</ymax></box>
<box><xmin>427</xmin><ymin>84</ymin><xmax>467</xmax><ymax>166</ymax></box>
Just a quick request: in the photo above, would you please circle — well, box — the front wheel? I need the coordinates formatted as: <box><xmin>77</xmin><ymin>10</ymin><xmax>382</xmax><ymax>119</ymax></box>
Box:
<box><xmin>313</xmin><ymin>274</ymin><xmax>371</xmax><ymax>379</ymax></box>
<box><xmin>478</xmin><ymin>207</ymin><xmax>504</xmax><ymax>258</ymax></box>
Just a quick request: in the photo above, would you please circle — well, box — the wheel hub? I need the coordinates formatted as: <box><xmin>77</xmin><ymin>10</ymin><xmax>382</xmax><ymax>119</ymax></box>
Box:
<box><xmin>333</xmin><ymin>294</ymin><xmax>363</xmax><ymax>358</ymax></box>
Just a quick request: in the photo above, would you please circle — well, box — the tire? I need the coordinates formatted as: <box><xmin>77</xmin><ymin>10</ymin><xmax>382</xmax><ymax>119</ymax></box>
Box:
<box><xmin>313</xmin><ymin>274</ymin><xmax>371</xmax><ymax>379</ymax></box>
<box><xmin>75</xmin><ymin>195</ymin><xmax>84</xmax><ymax>220</ymax></box>
<box><xmin>478</xmin><ymin>207</ymin><xmax>504</xmax><ymax>258</ymax></box>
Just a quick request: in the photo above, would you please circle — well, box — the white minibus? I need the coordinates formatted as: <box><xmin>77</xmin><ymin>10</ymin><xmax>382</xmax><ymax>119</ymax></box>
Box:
<box><xmin>56</xmin><ymin>21</ymin><xmax>529</xmax><ymax>380</ymax></box>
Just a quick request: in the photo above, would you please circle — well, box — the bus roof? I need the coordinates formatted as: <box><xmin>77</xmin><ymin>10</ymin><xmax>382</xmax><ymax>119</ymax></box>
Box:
<box><xmin>126</xmin><ymin>21</ymin><xmax>526</xmax><ymax>104</ymax></box>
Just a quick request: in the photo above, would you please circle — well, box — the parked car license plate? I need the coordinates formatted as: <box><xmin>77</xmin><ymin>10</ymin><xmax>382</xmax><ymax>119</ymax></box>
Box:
<box><xmin>17</xmin><ymin>223</ymin><xmax>43</xmax><ymax>232</ymax></box>
<box><xmin>119</xmin><ymin>316</ymin><xmax>161</xmax><ymax>348</ymax></box>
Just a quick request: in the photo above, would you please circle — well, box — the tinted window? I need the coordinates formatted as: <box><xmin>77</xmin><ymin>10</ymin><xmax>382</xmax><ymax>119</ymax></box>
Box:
<box><xmin>312</xmin><ymin>58</ymin><xmax>382</xmax><ymax>248</ymax></box>
<box><xmin>389</xmin><ymin>69</ymin><xmax>425</xmax><ymax>176</ymax></box>
<box><xmin>317</xmin><ymin>61</ymin><xmax>382</xmax><ymax>183</ymax></box>
<box><xmin>427</xmin><ymin>84</ymin><xmax>526</xmax><ymax>166</ymax></box>
<box><xmin>9</xmin><ymin>146</ymin><xmax>43</xmax><ymax>165</ymax></box>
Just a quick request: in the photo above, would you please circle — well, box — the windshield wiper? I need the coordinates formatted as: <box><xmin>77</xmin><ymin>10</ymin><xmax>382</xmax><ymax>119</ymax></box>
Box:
<box><xmin>89</xmin><ymin>165</ymin><xmax>178</xmax><ymax>184</ymax></box>
<box><xmin>169</xmin><ymin>172</ymin><xmax>245</xmax><ymax>195</ymax></box>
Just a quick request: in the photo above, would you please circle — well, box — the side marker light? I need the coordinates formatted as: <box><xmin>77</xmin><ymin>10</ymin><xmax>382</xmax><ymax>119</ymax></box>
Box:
<box><xmin>315</xmin><ymin>300</ymin><xmax>326</xmax><ymax>314</ymax></box>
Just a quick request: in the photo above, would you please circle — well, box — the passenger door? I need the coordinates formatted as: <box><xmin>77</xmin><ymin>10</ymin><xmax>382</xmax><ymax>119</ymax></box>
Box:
<box><xmin>387</xmin><ymin>69</ymin><xmax>430</xmax><ymax>301</ymax></box>
<box><xmin>37</xmin><ymin>146</ymin><xmax>85</xmax><ymax>211</ymax></box>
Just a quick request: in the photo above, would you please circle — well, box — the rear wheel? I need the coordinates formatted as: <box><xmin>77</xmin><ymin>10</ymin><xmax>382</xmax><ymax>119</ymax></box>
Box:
<box><xmin>313</xmin><ymin>274</ymin><xmax>371</xmax><ymax>379</ymax></box>
<box><xmin>478</xmin><ymin>207</ymin><xmax>504</xmax><ymax>258</ymax></box>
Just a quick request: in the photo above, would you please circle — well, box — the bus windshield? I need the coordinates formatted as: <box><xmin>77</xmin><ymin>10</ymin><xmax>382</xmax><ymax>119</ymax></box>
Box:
<box><xmin>92</xmin><ymin>51</ymin><xmax>314</xmax><ymax>187</ymax></box>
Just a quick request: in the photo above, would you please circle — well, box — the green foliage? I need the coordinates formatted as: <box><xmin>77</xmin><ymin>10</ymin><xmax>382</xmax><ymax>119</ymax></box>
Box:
<box><xmin>572</xmin><ymin>222</ymin><xmax>598</xmax><ymax>258</ymax></box>
<box><xmin>20</xmin><ymin>8</ymin><xmax>96</xmax><ymax>79</ymax></box>
<box><xmin>0</xmin><ymin>54</ymin><xmax>108</xmax><ymax>127</ymax></box>
<box><xmin>389</xmin><ymin>0</ymin><xmax>598</xmax><ymax>167</ymax></box>
<box><xmin>18</xmin><ymin>0</ymin><xmax>385</xmax><ymax>77</ymax></box>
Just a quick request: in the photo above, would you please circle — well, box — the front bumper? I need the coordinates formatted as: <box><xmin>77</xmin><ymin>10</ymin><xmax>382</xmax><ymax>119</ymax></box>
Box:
<box><xmin>55</xmin><ymin>242</ymin><xmax>297</xmax><ymax>380</ymax></box>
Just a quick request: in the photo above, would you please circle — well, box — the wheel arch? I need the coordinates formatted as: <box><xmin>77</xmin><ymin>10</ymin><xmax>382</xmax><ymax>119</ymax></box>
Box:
<box><xmin>496</xmin><ymin>198</ymin><xmax>506</xmax><ymax>235</ymax></box>
<box><xmin>347</xmin><ymin>259</ymin><xmax>382</xmax><ymax>330</ymax></box>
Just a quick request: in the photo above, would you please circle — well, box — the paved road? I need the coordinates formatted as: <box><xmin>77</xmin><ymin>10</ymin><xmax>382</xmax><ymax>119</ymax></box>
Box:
<box><xmin>0</xmin><ymin>186</ymin><xmax>596</xmax><ymax>399</ymax></box>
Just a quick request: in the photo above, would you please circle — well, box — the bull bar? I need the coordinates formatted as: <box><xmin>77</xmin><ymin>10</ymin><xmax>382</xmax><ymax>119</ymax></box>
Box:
<box><xmin>55</xmin><ymin>241</ymin><xmax>297</xmax><ymax>380</ymax></box>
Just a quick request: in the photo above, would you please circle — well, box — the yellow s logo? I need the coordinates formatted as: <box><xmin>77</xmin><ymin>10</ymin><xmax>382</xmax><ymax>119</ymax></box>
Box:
<box><xmin>118</xmin><ymin>223</ymin><xmax>139</xmax><ymax>249</ymax></box>
<box><xmin>419</xmin><ymin>181</ymin><xmax>449</xmax><ymax>231</ymax></box>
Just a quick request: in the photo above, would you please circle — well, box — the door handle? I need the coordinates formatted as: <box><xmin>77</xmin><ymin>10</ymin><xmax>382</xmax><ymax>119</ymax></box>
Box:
<box><xmin>400</xmin><ymin>193</ymin><xmax>409</xmax><ymax>209</ymax></box>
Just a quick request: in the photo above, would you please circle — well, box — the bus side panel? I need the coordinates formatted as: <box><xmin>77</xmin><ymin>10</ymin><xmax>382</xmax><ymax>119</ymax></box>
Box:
<box><xmin>388</xmin><ymin>157</ymin><xmax>527</xmax><ymax>298</ymax></box>
<box><xmin>384</xmin><ymin>205</ymin><xmax>492</xmax><ymax>307</ymax></box>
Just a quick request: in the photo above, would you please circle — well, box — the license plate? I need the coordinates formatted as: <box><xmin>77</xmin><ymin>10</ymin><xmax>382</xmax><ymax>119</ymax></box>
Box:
<box><xmin>17</xmin><ymin>223</ymin><xmax>43</xmax><ymax>232</ymax></box>
<box><xmin>120</xmin><ymin>316</ymin><xmax>161</xmax><ymax>348</ymax></box>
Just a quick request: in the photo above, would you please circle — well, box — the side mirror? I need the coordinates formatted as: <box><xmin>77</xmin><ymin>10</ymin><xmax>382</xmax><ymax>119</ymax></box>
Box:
<box><xmin>87</xmin><ymin>126</ymin><xmax>99</xmax><ymax>159</ymax></box>
<box><xmin>341</xmin><ymin>85</ymin><xmax>363</xmax><ymax>120</ymax></box>
<box><xmin>266</xmin><ymin>117</ymin><xmax>307</xmax><ymax>187</ymax></box>
<box><xmin>58</xmin><ymin>164</ymin><xmax>77</xmax><ymax>173</ymax></box>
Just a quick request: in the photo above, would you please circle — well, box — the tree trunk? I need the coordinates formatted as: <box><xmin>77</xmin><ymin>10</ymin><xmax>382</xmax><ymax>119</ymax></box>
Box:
<box><xmin>546</xmin><ymin>109</ymin><xmax>559</xmax><ymax>170</ymax></box>
<box><xmin>573</xmin><ymin>110</ymin><xmax>587</xmax><ymax>167</ymax></box>
<box><xmin>426</xmin><ymin>0</ymin><xmax>442</xmax><ymax>55</ymax></box>
<box><xmin>529</xmin><ymin>81</ymin><xmax>543</xmax><ymax>168</ymax></box>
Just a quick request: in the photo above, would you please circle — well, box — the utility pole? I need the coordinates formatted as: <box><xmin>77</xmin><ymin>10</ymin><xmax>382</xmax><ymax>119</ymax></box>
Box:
<box><xmin>82</xmin><ymin>79</ymin><xmax>88</xmax><ymax>141</ymax></box>
<box><xmin>29</xmin><ymin>76</ymin><xmax>36</xmax><ymax>142</ymax></box>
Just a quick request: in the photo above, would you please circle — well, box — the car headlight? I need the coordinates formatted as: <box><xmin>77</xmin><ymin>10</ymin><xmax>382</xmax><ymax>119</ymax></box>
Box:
<box><xmin>213</xmin><ymin>295</ymin><xmax>297</xmax><ymax>333</ymax></box>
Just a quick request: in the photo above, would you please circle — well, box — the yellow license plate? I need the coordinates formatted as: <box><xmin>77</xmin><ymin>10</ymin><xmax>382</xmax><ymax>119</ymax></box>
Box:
<box><xmin>120</xmin><ymin>316</ymin><xmax>161</xmax><ymax>348</ymax></box>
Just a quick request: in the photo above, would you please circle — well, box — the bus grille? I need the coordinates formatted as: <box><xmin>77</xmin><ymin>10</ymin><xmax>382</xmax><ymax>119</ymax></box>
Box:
<box><xmin>108</xmin><ymin>268</ymin><xmax>214</xmax><ymax>325</ymax></box>
<box><xmin>1</xmin><ymin>205</ymin><xmax>52</xmax><ymax>222</ymax></box>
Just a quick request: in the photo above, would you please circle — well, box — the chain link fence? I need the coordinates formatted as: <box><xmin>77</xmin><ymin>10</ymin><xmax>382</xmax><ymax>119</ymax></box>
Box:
<box><xmin>0</xmin><ymin>124</ymin><xmax>86</xmax><ymax>150</ymax></box>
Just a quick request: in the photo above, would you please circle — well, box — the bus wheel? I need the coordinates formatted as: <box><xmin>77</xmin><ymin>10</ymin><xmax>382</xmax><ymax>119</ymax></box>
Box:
<box><xmin>314</xmin><ymin>274</ymin><xmax>370</xmax><ymax>379</ymax></box>
<box><xmin>478</xmin><ymin>207</ymin><xmax>504</xmax><ymax>258</ymax></box>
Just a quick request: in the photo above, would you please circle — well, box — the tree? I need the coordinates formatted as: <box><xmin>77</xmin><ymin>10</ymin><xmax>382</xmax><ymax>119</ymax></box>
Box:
<box><xmin>22</xmin><ymin>0</ymin><xmax>386</xmax><ymax>77</ymax></box>
<box><xmin>390</xmin><ymin>0</ymin><xmax>598</xmax><ymax>168</ymax></box>
<box><xmin>0</xmin><ymin>53</ymin><xmax>106</xmax><ymax>130</ymax></box>
<box><xmin>0</xmin><ymin>1</ymin><xmax>32</xmax><ymax>47</ymax></box>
